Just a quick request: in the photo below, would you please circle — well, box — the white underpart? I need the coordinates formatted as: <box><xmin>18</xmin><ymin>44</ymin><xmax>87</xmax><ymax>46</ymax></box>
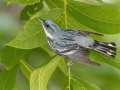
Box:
<box><xmin>107</xmin><ymin>52</ymin><xmax>112</xmax><ymax>55</ymax></box>
<box><xmin>110</xmin><ymin>50</ymin><xmax>114</xmax><ymax>52</ymax></box>
<box><xmin>108</xmin><ymin>43</ymin><xmax>114</xmax><ymax>47</ymax></box>
<box><xmin>42</xmin><ymin>24</ymin><xmax>54</xmax><ymax>39</ymax></box>
<box><xmin>61</xmin><ymin>50</ymin><xmax>76</xmax><ymax>55</ymax></box>
<box><xmin>55</xmin><ymin>48</ymin><xmax>68</xmax><ymax>52</ymax></box>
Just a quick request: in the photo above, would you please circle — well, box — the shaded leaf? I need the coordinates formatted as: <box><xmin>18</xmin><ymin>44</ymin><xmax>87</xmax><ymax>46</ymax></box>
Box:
<box><xmin>89</xmin><ymin>48</ymin><xmax>120</xmax><ymax>70</ymax></box>
<box><xmin>71</xmin><ymin>78</ymin><xmax>86</xmax><ymax>90</ymax></box>
<box><xmin>71</xmin><ymin>77</ymin><xmax>101</xmax><ymax>90</ymax></box>
<box><xmin>67</xmin><ymin>1</ymin><xmax>120</xmax><ymax>34</ymax></box>
<box><xmin>78</xmin><ymin>0</ymin><xmax>103</xmax><ymax>5</ymax></box>
<box><xmin>0</xmin><ymin>66</ymin><xmax>18</xmax><ymax>90</ymax></box>
<box><xmin>41</xmin><ymin>44</ymin><xmax>56</xmax><ymax>57</ymax></box>
<box><xmin>30</xmin><ymin>55</ymin><xmax>61</xmax><ymax>90</ymax></box>
<box><xmin>8</xmin><ymin>0</ymin><xmax>40</xmax><ymax>5</ymax></box>
<box><xmin>20</xmin><ymin>59</ymin><xmax>35</xmax><ymax>80</ymax></box>
<box><xmin>1</xmin><ymin>46</ymin><xmax>26</xmax><ymax>69</ymax></box>
<box><xmin>58</xmin><ymin>58</ymin><xmax>68</xmax><ymax>76</ymax></box>
<box><xmin>20</xmin><ymin>2</ymin><xmax>44</xmax><ymax>21</ymax></box>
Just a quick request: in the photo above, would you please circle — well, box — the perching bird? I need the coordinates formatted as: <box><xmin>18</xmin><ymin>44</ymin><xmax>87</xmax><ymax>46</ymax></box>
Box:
<box><xmin>37</xmin><ymin>18</ymin><xmax>116</xmax><ymax>66</ymax></box>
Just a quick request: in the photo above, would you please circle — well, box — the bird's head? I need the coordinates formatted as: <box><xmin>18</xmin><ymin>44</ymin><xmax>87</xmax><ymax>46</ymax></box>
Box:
<box><xmin>37</xmin><ymin>18</ymin><xmax>61</xmax><ymax>38</ymax></box>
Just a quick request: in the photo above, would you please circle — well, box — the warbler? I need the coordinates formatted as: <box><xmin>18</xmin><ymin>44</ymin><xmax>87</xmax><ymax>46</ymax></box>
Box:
<box><xmin>37</xmin><ymin>18</ymin><xmax>116</xmax><ymax>66</ymax></box>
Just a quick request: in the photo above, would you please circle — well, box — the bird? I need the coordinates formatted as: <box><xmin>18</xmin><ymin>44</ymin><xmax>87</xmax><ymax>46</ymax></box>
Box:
<box><xmin>37</xmin><ymin>18</ymin><xmax>116</xmax><ymax>66</ymax></box>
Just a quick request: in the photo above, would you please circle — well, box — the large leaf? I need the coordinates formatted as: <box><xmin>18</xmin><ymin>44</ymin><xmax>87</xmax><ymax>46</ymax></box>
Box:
<box><xmin>89</xmin><ymin>49</ymin><xmax>120</xmax><ymax>70</ymax></box>
<box><xmin>7</xmin><ymin>8</ymin><xmax>63</xmax><ymax>49</ymax></box>
<box><xmin>7</xmin><ymin>19</ymin><xmax>46</xmax><ymax>49</ymax></box>
<box><xmin>20</xmin><ymin>59</ymin><xmax>35</xmax><ymax>80</ymax></box>
<box><xmin>0</xmin><ymin>66</ymin><xmax>18</xmax><ymax>90</ymax></box>
<box><xmin>67</xmin><ymin>1</ymin><xmax>120</xmax><ymax>34</ymax></box>
<box><xmin>45</xmin><ymin>0</ymin><xmax>98</xmax><ymax>32</ymax></box>
<box><xmin>1</xmin><ymin>46</ymin><xmax>26</xmax><ymax>70</ymax></box>
<box><xmin>8</xmin><ymin>0</ymin><xmax>40</xmax><ymax>5</ymax></box>
<box><xmin>30</xmin><ymin>8</ymin><xmax>63</xmax><ymax>20</ymax></box>
<box><xmin>71</xmin><ymin>77</ymin><xmax>101</xmax><ymax>90</ymax></box>
<box><xmin>30</xmin><ymin>55</ymin><xmax>61</xmax><ymax>90</ymax></box>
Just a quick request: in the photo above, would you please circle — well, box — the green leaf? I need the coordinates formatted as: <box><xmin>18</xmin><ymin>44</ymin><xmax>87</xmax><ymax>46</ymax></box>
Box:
<box><xmin>7</xmin><ymin>8</ymin><xmax>63</xmax><ymax>49</ymax></box>
<box><xmin>7</xmin><ymin>19</ymin><xmax>47</xmax><ymax>49</ymax></box>
<box><xmin>8</xmin><ymin>0</ymin><xmax>40</xmax><ymax>5</ymax></box>
<box><xmin>71</xmin><ymin>78</ymin><xmax>86</xmax><ymax>90</ymax></box>
<box><xmin>30</xmin><ymin>8</ymin><xmax>63</xmax><ymax>20</ymax></box>
<box><xmin>58</xmin><ymin>58</ymin><xmax>68</xmax><ymax>76</ymax></box>
<box><xmin>71</xmin><ymin>77</ymin><xmax>101</xmax><ymax>90</ymax></box>
<box><xmin>0</xmin><ymin>66</ymin><xmax>18</xmax><ymax>90</ymax></box>
<box><xmin>20</xmin><ymin>2</ymin><xmax>44</xmax><ymax>21</ymax></box>
<box><xmin>1</xmin><ymin>46</ymin><xmax>26</xmax><ymax>69</ymax></box>
<box><xmin>67</xmin><ymin>1</ymin><xmax>120</xmax><ymax>34</ymax></box>
<box><xmin>89</xmin><ymin>48</ymin><xmax>120</xmax><ymax>70</ymax></box>
<box><xmin>41</xmin><ymin>44</ymin><xmax>56</xmax><ymax>57</ymax></box>
<box><xmin>45</xmin><ymin>0</ymin><xmax>96</xmax><ymax>31</ymax></box>
<box><xmin>20</xmin><ymin>59</ymin><xmax>35</xmax><ymax>80</ymax></box>
<box><xmin>30</xmin><ymin>55</ymin><xmax>61</xmax><ymax>90</ymax></box>
<box><xmin>78</xmin><ymin>0</ymin><xmax>103</xmax><ymax>5</ymax></box>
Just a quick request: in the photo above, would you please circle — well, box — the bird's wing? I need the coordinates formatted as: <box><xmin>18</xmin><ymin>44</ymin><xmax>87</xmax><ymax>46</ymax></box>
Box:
<box><xmin>66</xmin><ymin>47</ymin><xmax>100</xmax><ymax>66</ymax></box>
<box><xmin>82</xmin><ymin>31</ymin><xmax>104</xmax><ymax>36</ymax></box>
<box><xmin>63</xmin><ymin>29</ymin><xmax>103</xmax><ymax>36</ymax></box>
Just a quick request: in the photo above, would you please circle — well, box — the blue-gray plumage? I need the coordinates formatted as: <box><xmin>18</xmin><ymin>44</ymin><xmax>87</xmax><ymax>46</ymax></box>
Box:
<box><xmin>37</xmin><ymin>18</ymin><xmax>116</xmax><ymax>66</ymax></box>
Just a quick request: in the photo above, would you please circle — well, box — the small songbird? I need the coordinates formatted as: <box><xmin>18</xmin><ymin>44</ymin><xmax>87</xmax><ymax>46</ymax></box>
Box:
<box><xmin>37</xmin><ymin>18</ymin><xmax>116</xmax><ymax>66</ymax></box>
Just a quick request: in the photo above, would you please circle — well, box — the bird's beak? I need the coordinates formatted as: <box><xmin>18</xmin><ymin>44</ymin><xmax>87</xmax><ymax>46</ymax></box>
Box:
<box><xmin>37</xmin><ymin>18</ymin><xmax>45</xmax><ymax>24</ymax></box>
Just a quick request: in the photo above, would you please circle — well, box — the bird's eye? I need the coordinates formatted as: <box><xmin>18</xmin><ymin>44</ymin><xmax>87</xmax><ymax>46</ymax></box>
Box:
<box><xmin>46</xmin><ymin>24</ymin><xmax>49</xmax><ymax>27</ymax></box>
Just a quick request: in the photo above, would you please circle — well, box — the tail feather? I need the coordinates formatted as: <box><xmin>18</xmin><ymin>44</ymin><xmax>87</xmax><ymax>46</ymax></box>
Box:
<box><xmin>92</xmin><ymin>40</ymin><xmax>116</xmax><ymax>58</ymax></box>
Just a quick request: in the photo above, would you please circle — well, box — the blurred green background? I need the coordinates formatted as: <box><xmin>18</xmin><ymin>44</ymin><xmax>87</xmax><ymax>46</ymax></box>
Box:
<box><xmin>0</xmin><ymin>0</ymin><xmax>120</xmax><ymax>90</ymax></box>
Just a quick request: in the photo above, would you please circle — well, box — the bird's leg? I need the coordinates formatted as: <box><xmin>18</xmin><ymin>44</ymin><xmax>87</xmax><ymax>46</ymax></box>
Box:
<box><xmin>67</xmin><ymin>60</ymin><xmax>73</xmax><ymax>66</ymax></box>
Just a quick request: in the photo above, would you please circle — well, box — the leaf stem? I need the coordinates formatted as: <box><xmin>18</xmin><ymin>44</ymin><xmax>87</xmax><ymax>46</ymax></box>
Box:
<box><xmin>64</xmin><ymin>0</ymin><xmax>67</xmax><ymax>28</ymax></box>
<box><xmin>64</xmin><ymin>0</ymin><xmax>70</xmax><ymax>89</ymax></box>
<box><xmin>68</xmin><ymin>61</ymin><xmax>71</xmax><ymax>90</ymax></box>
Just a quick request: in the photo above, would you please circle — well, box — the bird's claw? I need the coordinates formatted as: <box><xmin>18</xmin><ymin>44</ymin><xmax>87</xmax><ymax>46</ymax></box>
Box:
<box><xmin>67</xmin><ymin>60</ymin><xmax>73</xmax><ymax>66</ymax></box>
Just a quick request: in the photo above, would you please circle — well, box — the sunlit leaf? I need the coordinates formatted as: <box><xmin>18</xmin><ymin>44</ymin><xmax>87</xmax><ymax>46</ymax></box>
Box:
<box><xmin>0</xmin><ymin>66</ymin><xmax>18</xmax><ymax>90</ymax></box>
<box><xmin>7</xmin><ymin>8</ymin><xmax>63</xmax><ymax>49</ymax></box>
<box><xmin>8</xmin><ymin>0</ymin><xmax>40</xmax><ymax>5</ymax></box>
<box><xmin>7</xmin><ymin>19</ymin><xmax>46</xmax><ymax>49</ymax></box>
<box><xmin>20</xmin><ymin>59</ymin><xmax>35</xmax><ymax>80</ymax></box>
<box><xmin>45</xmin><ymin>0</ymin><xmax>97</xmax><ymax>31</ymax></box>
<box><xmin>41</xmin><ymin>44</ymin><xmax>56</xmax><ymax>57</ymax></box>
<box><xmin>71</xmin><ymin>77</ymin><xmax>101</xmax><ymax>90</ymax></box>
<box><xmin>31</xmin><ymin>8</ymin><xmax>63</xmax><ymax>20</ymax></box>
<box><xmin>67</xmin><ymin>1</ymin><xmax>120</xmax><ymax>34</ymax></box>
<box><xmin>1</xmin><ymin>46</ymin><xmax>26</xmax><ymax>70</ymax></box>
<box><xmin>30</xmin><ymin>55</ymin><xmax>61</xmax><ymax>90</ymax></box>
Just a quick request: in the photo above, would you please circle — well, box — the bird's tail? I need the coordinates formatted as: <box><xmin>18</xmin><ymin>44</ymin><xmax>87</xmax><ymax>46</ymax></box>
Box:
<box><xmin>92</xmin><ymin>40</ymin><xmax>116</xmax><ymax>58</ymax></box>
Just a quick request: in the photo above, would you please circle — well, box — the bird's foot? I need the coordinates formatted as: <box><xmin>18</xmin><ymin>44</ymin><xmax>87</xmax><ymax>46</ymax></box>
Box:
<box><xmin>67</xmin><ymin>60</ymin><xmax>73</xmax><ymax>66</ymax></box>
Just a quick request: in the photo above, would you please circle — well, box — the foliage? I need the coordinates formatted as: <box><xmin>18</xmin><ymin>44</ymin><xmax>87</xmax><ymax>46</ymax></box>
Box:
<box><xmin>1</xmin><ymin>0</ymin><xmax>120</xmax><ymax>90</ymax></box>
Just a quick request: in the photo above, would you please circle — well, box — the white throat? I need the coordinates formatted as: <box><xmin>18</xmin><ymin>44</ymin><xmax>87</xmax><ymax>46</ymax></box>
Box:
<box><xmin>42</xmin><ymin>24</ymin><xmax>54</xmax><ymax>39</ymax></box>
